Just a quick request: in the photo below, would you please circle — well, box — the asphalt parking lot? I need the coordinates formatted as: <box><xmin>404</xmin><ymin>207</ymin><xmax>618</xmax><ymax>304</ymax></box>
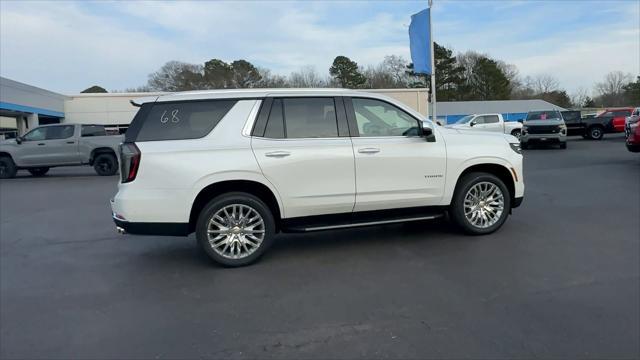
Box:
<box><xmin>1</xmin><ymin>134</ymin><xmax>639</xmax><ymax>359</ymax></box>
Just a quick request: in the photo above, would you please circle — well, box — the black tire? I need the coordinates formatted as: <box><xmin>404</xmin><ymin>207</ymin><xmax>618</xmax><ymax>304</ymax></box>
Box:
<box><xmin>93</xmin><ymin>153</ymin><xmax>118</xmax><ymax>176</ymax></box>
<box><xmin>588</xmin><ymin>126</ymin><xmax>604</xmax><ymax>140</ymax></box>
<box><xmin>28</xmin><ymin>167</ymin><xmax>50</xmax><ymax>176</ymax></box>
<box><xmin>559</xmin><ymin>142</ymin><xmax>567</xmax><ymax>149</ymax></box>
<box><xmin>0</xmin><ymin>157</ymin><xmax>17</xmax><ymax>179</ymax></box>
<box><xmin>450</xmin><ymin>172</ymin><xmax>511</xmax><ymax>235</ymax></box>
<box><xmin>520</xmin><ymin>142</ymin><xmax>529</xmax><ymax>150</ymax></box>
<box><xmin>511</xmin><ymin>129</ymin><xmax>521</xmax><ymax>140</ymax></box>
<box><xmin>196</xmin><ymin>192</ymin><xmax>276</xmax><ymax>267</ymax></box>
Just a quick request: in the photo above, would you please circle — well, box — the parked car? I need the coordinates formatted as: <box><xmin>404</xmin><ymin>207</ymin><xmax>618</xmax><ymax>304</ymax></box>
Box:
<box><xmin>625</xmin><ymin>107</ymin><xmax>640</xmax><ymax>152</ymax></box>
<box><xmin>447</xmin><ymin>113</ymin><xmax>523</xmax><ymax>139</ymax></box>
<box><xmin>111</xmin><ymin>89</ymin><xmax>525</xmax><ymax>267</ymax></box>
<box><xmin>0</xmin><ymin>124</ymin><xmax>123</xmax><ymax>178</ymax></box>
<box><xmin>520</xmin><ymin>110</ymin><xmax>567</xmax><ymax>149</ymax></box>
<box><xmin>561</xmin><ymin>110</ymin><xmax>617</xmax><ymax>140</ymax></box>
<box><xmin>596</xmin><ymin>107</ymin><xmax>634</xmax><ymax>133</ymax></box>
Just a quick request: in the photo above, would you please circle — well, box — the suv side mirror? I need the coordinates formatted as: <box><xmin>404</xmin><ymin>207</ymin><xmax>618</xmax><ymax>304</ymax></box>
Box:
<box><xmin>469</xmin><ymin>120</ymin><xmax>476</xmax><ymax>127</ymax></box>
<box><xmin>421</xmin><ymin>124</ymin><xmax>436</xmax><ymax>142</ymax></box>
<box><xmin>15</xmin><ymin>136</ymin><xmax>23</xmax><ymax>144</ymax></box>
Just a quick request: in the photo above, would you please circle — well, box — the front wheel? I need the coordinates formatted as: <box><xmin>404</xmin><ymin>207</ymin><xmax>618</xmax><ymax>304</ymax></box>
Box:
<box><xmin>196</xmin><ymin>192</ymin><xmax>275</xmax><ymax>267</ymax></box>
<box><xmin>450</xmin><ymin>172</ymin><xmax>511</xmax><ymax>235</ymax></box>
<box><xmin>511</xmin><ymin>129</ymin><xmax>521</xmax><ymax>140</ymax></box>
<box><xmin>93</xmin><ymin>153</ymin><xmax>118</xmax><ymax>176</ymax></box>
<box><xmin>0</xmin><ymin>157</ymin><xmax>17</xmax><ymax>179</ymax></box>
<box><xmin>28</xmin><ymin>167</ymin><xmax>50</xmax><ymax>176</ymax></box>
<box><xmin>520</xmin><ymin>142</ymin><xmax>529</xmax><ymax>150</ymax></box>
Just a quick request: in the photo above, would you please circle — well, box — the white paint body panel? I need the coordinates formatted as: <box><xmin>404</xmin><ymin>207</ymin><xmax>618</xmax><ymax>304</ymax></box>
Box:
<box><xmin>448</xmin><ymin>113</ymin><xmax>522</xmax><ymax>135</ymax></box>
<box><xmin>111</xmin><ymin>90</ymin><xmax>524</xmax><ymax>226</ymax></box>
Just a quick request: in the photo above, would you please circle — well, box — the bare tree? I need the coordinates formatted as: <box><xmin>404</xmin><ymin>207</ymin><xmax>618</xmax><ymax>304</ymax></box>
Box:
<box><xmin>595</xmin><ymin>71</ymin><xmax>633</xmax><ymax>96</ymax></box>
<box><xmin>362</xmin><ymin>64</ymin><xmax>398</xmax><ymax>89</ymax></box>
<box><xmin>257</xmin><ymin>68</ymin><xmax>289</xmax><ymax>88</ymax></box>
<box><xmin>532</xmin><ymin>74</ymin><xmax>560</xmax><ymax>94</ymax></box>
<box><xmin>382</xmin><ymin>55</ymin><xmax>410</xmax><ymax>86</ymax></box>
<box><xmin>289</xmin><ymin>66</ymin><xmax>326</xmax><ymax>88</ymax></box>
<box><xmin>570</xmin><ymin>87</ymin><xmax>590</xmax><ymax>108</ymax></box>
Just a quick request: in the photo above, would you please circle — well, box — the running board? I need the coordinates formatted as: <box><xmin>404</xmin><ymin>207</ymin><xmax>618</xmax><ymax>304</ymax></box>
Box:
<box><xmin>281</xmin><ymin>207</ymin><xmax>446</xmax><ymax>233</ymax></box>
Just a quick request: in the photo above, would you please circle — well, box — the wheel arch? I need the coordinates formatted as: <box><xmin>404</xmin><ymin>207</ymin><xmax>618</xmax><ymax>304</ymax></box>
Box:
<box><xmin>188</xmin><ymin>179</ymin><xmax>283</xmax><ymax>233</ymax></box>
<box><xmin>450</xmin><ymin>161</ymin><xmax>516</xmax><ymax>207</ymax></box>
<box><xmin>0</xmin><ymin>151</ymin><xmax>14</xmax><ymax>160</ymax></box>
<box><xmin>89</xmin><ymin>147</ymin><xmax>117</xmax><ymax>165</ymax></box>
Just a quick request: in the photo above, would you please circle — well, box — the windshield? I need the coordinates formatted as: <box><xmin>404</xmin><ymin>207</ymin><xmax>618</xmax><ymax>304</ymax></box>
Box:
<box><xmin>454</xmin><ymin>115</ymin><xmax>475</xmax><ymax>124</ymax></box>
<box><xmin>526</xmin><ymin>111</ymin><xmax>561</xmax><ymax>121</ymax></box>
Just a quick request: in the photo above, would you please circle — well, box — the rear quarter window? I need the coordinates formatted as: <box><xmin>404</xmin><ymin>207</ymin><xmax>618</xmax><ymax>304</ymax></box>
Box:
<box><xmin>127</xmin><ymin>100</ymin><xmax>237</xmax><ymax>142</ymax></box>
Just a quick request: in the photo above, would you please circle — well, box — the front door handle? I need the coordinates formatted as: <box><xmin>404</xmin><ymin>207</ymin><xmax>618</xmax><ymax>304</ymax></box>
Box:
<box><xmin>265</xmin><ymin>151</ymin><xmax>291</xmax><ymax>158</ymax></box>
<box><xmin>358</xmin><ymin>147</ymin><xmax>380</xmax><ymax>154</ymax></box>
<box><xmin>37</xmin><ymin>143</ymin><xmax>45</xmax><ymax>146</ymax></box>
<box><xmin>66</xmin><ymin>141</ymin><xmax>75</xmax><ymax>144</ymax></box>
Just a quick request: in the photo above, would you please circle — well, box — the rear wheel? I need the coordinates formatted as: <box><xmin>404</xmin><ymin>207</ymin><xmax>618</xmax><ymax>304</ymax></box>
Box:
<box><xmin>196</xmin><ymin>192</ymin><xmax>275</xmax><ymax>267</ymax></box>
<box><xmin>0</xmin><ymin>157</ymin><xmax>17</xmax><ymax>179</ymax></box>
<box><xmin>450</xmin><ymin>172</ymin><xmax>511</xmax><ymax>235</ymax></box>
<box><xmin>93</xmin><ymin>153</ymin><xmax>118</xmax><ymax>176</ymax></box>
<box><xmin>588</xmin><ymin>126</ymin><xmax>604</xmax><ymax>140</ymax></box>
<box><xmin>28</xmin><ymin>167</ymin><xmax>49</xmax><ymax>176</ymax></box>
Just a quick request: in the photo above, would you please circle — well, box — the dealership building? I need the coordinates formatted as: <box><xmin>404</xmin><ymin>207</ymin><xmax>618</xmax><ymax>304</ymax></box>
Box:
<box><xmin>1</xmin><ymin>76</ymin><xmax>565</xmax><ymax>138</ymax></box>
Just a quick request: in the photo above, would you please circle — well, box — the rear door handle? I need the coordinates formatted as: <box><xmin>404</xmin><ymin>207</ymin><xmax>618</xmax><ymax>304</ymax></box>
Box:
<box><xmin>358</xmin><ymin>147</ymin><xmax>380</xmax><ymax>154</ymax></box>
<box><xmin>265</xmin><ymin>151</ymin><xmax>291</xmax><ymax>158</ymax></box>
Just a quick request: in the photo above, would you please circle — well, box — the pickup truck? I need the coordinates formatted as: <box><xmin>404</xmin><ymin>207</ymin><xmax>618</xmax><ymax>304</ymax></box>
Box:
<box><xmin>561</xmin><ymin>110</ymin><xmax>625</xmax><ymax>140</ymax></box>
<box><xmin>0</xmin><ymin>124</ymin><xmax>123</xmax><ymax>178</ymax></box>
<box><xmin>447</xmin><ymin>114</ymin><xmax>523</xmax><ymax>139</ymax></box>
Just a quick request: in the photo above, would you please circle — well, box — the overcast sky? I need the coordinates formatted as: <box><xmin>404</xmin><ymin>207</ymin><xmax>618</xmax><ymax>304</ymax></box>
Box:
<box><xmin>1</xmin><ymin>0</ymin><xmax>638</xmax><ymax>95</ymax></box>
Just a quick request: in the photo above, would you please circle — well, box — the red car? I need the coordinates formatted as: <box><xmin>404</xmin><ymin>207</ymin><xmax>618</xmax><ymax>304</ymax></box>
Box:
<box><xmin>597</xmin><ymin>107</ymin><xmax>634</xmax><ymax>132</ymax></box>
<box><xmin>626</xmin><ymin>107</ymin><xmax>640</xmax><ymax>152</ymax></box>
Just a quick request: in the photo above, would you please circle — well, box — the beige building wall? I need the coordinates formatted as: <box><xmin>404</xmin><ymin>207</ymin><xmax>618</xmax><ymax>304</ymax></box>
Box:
<box><xmin>0</xmin><ymin>116</ymin><xmax>18</xmax><ymax>129</ymax></box>
<box><xmin>62</xmin><ymin>89</ymin><xmax>429</xmax><ymax>126</ymax></box>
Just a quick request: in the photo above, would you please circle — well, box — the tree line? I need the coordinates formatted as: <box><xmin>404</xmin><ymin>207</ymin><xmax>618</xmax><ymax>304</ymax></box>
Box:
<box><xmin>83</xmin><ymin>43</ymin><xmax>639</xmax><ymax>108</ymax></box>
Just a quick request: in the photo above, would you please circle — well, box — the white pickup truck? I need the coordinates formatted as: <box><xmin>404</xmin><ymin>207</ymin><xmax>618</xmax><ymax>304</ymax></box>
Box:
<box><xmin>447</xmin><ymin>114</ymin><xmax>523</xmax><ymax>139</ymax></box>
<box><xmin>0</xmin><ymin>124</ymin><xmax>122</xmax><ymax>178</ymax></box>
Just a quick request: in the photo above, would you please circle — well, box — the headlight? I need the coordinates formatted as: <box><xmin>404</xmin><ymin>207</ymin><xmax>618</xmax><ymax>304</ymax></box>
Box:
<box><xmin>509</xmin><ymin>143</ymin><xmax>522</xmax><ymax>154</ymax></box>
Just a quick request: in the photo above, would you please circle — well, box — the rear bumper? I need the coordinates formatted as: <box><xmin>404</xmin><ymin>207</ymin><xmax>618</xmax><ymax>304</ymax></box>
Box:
<box><xmin>113</xmin><ymin>216</ymin><xmax>190</xmax><ymax>236</ymax></box>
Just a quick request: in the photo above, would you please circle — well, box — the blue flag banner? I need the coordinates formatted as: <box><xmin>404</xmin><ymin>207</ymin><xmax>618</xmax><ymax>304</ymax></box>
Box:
<box><xmin>409</xmin><ymin>8</ymin><xmax>432</xmax><ymax>75</ymax></box>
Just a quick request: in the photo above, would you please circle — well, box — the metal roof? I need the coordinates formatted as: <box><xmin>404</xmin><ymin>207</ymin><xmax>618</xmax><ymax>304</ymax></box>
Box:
<box><xmin>434</xmin><ymin>99</ymin><xmax>567</xmax><ymax>115</ymax></box>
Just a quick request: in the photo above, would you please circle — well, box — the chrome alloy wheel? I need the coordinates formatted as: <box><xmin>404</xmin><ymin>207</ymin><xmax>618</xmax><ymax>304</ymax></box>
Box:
<box><xmin>463</xmin><ymin>182</ymin><xmax>505</xmax><ymax>229</ymax></box>
<box><xmin>207</xmin><ymin>204</ymin><xmax>265</xmax><ymax>259</ymax></box>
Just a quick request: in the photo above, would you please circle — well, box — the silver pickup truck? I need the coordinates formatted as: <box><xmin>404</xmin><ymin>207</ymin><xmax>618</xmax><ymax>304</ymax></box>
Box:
<box><xmin>0</xmin><ymin>124</ymin><xmax>123</xmax><ymax>178</ymax></box>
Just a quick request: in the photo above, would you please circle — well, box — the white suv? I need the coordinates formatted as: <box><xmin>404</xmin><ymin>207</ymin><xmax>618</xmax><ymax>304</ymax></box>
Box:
<box><xmin>111</xmin><ymin>89</ymin><xmax>524</xmax><ymax>266</ymax></box>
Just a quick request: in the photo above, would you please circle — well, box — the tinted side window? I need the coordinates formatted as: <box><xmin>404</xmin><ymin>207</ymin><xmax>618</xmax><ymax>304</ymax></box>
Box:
<box><xmin>46</xmin><ymin>125</ymin><xmax>75</xmax><ymax>140</ymax></box>
<box><xmin>264</xmin><ymin>99</ymin><xmax>284</xmax><ymax>138</ymax></box>
<box><xmin>283</xmin><ymin>98</ymin><xmax>338</xmax><ymax>138</ymax></box>
<box><xmin>614</xmin><ymin>111</ymin><xmax>631</xmax><ymax>117</ymax></box>
<box><xmin>81</xmin><ymin>125</ymin><xmax>107</xmax><ymax>137</ymax></box>
<box><xmin>134</xmin><ymin>100</ymin><xmax>237</xmax><ymax>142</ymax></box>
<box><xmin>352</xmin><ymin>98</ymin><xmax>419</xmax><ymax>137</ymax></box>
<box><xmin>484</xmin><ymin>115</ymin><xmax>499</xmax><ymax>124</ymax></box>
<box><xmin>473</xmin><ymin>116</ymin><xmax>485</xmax><ymax>124</ymax></box>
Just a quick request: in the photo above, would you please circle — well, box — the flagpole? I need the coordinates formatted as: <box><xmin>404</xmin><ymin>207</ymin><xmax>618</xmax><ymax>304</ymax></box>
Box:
<box><xmin>429</xmin><ymin>0</ymin><xmax>436</xmax><ymax>124</ymax></box>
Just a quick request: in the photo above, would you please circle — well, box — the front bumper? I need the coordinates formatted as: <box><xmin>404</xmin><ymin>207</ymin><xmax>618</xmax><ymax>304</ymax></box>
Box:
<box><xmin>521</xmin><ymin>133</ymin><xmax>566</xmax><ymax>143</ymax></box>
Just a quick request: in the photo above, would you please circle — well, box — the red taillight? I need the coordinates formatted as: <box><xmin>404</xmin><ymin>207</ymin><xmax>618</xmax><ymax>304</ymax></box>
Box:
<box><xmin>120</xmin><ymin>143</ymin><xmax>141</xmax><ymax>183</ymax></box>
